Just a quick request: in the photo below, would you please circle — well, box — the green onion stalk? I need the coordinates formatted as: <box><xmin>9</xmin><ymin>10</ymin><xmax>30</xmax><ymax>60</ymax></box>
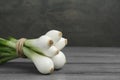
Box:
<box><xmin>0</xmin><ymin>30</ymin><xmax>68</xmax><ymax>74</ymax></box>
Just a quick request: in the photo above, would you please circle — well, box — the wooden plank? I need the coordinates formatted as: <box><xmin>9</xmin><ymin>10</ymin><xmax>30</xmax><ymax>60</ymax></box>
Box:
<box><xmin>12</xmin><ymin>57</ymin><xmax>120</xmax><ymax>64</ymax></box>
<box><xmin>9</xmin><ymin>47</ymin><xmax>120</xmax><ymax>63</ymax></box>
<box><xmin>63</xmin><ymin>47</ymin><xmax>120</xmax><ymax>63</ymax></box>
<box><xmin>63</xmin><ymin>47</ymin><xmax>120</xmax><ymax>57</ymax></box>
<box><xmin>1</xmin><ymin>47</ymin><xmax>120</xmax><ymax>80</ymax></box>
<box><xmin>0</xmin><ymin>74</ymin><xmax>120</xmax><ymax>80</ymax></box>
<box><xmin>9</xmin><ymin>57</ymin><xmax>120</xmax><ymax>64</ymax></box>
<box><xmin>1</xmin><ymin>62</ymin><xmax>120</xmax><ymax>74</ymax></box>
<box><xmin>68</xmin><ymin>56</ymin><xmax>120</xmax><ymax>63</ymax></box>
<box><xmin>10</xmin><ymin>56</ymin><xmax>120</xmax><ymax>64</ymax></box>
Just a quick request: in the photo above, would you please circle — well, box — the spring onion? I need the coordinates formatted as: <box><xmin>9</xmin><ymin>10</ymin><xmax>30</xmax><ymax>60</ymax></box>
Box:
<box><xmin>54</xmin><ymin>38</ymin><xmax>68</xmax><ymax>50</ymax></box>
<box><xmin>52</xmin><ymin>51</ymin><xmax>66</xmax><ymax>69</ymax></box>
<box><xmin>45</xmin><ymin>30</ymin><xmax>62</xmax><ymax>44</ymax></box>
<box><xmin>0</xmin><ymin>30</ymin><xmax>68</xmax><ymax>74</ymax></box>
<box><xmin>23</xmin><ymin>47</ymin><xmax>54</xmax><ymax>74</ymax></box>
<box><xmin>24</xmin><ymin>35</ymin><xmax>58</xmax><ymax>57</ymax></box>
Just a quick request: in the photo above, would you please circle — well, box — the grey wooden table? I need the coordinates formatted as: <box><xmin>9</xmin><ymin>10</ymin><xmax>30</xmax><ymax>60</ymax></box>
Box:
<box><xmin>1</xmin><ymin>47</ymin><xmax>120</xmax><ymax>80</ymax></box>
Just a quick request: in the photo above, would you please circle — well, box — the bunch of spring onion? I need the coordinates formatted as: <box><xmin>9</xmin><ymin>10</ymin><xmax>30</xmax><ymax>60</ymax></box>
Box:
<box><xmin>0</xmin><ymin>30</ymin><xmax>67</xmax><ymax>74</ymax></box>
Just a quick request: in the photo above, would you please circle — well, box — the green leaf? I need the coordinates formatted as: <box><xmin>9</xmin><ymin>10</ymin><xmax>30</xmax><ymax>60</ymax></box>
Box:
<box><xmin>8</xmin><ymin>36</ymin><xmax>17</xmax><ymax>42</ymax></box>
<box><xmin>0</xmin><ymin>38</ymin><xmax>8</xmax><ymax>46</ymax></box>
<box><xmin>0</xmin><ymin>56</ymin><xmax>17</xmax><ymax>64</ymax></box>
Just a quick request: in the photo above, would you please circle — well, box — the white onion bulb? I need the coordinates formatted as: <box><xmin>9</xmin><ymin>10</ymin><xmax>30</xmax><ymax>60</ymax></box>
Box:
<box><xmin>52</xmin><ymin>51</ymin><xmax>66</xmax><ymax>69</ymax></box>
<box><xmin>45</xmin><ymin>30</ymin><xmax>62</xmax><ymax>44</ymax></box>
<box><xmin>55</xmin><ymin>38</ymin><xmax>67</xmax><ymax>50</ymax></box>
<box><xmin>25</xmin><ymin>35</ymin><xmax>53</xmax><ymax>50</ymax></box>
<box><xmin>43</xmin><ymin>46</ymin><xmax>59</xmax><ymax>57</ymax></box>
<box><xmin>31</xmin><ymin>53</ymin><xmax>54</xmax><ymax>74</ymax></box>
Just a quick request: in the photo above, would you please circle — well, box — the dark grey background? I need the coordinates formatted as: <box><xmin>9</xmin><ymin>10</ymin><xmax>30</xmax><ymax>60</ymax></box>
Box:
<box><xmin>0</xmin><ymin>0</ymin><xmax>120</xmax><ymax>47</ymax></box>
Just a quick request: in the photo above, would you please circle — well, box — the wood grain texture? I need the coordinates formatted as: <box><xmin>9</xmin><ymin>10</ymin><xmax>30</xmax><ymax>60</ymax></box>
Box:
<box><xmin>1</xmin><ymin>47</ymin><xmax>120</xmax><ymax>80</ymax></box>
